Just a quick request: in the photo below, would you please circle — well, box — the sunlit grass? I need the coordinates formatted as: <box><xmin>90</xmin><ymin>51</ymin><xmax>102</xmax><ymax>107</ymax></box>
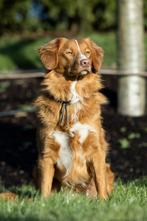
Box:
<box><xmin>0</xmin><ymin>178</ymin><xmax>147</xmax><ymax>221</ymax></box>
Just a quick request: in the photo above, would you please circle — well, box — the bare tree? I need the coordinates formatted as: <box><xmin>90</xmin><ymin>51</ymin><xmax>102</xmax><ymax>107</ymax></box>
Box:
<box><xmin>117</xmin><ymin>0</ymin><xmax>146</xmax><ymax>116</ymax></box>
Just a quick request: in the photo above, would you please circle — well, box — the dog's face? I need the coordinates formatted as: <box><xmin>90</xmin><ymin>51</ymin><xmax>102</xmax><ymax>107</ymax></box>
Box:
<box><xmin>39</xmin><ymin>38</ymin><xmax>103</xmax><ymax>78</ymax></box>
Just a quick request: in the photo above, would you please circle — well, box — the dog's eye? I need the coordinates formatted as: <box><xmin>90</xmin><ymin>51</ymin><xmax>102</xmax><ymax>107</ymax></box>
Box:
<box><xmin>65</xmin><ymin>49</ymin><xmax>73</xmax><ymax>55</ymax></box>
<box><xmin>85</xmin><ymin>50</ymin><xmax>90</xmax><ymax>57</ymax></box>
<box><xmin>85</xmin><ymin>50</ymin><xmax>90</xmax><ymax>55</ymax></box>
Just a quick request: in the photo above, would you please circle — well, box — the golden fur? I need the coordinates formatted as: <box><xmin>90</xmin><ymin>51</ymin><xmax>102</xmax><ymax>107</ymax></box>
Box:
<box><xmin>34</xmin><ymin>38</ymin><xmax>114</xmax><ymax>199</ymax></box>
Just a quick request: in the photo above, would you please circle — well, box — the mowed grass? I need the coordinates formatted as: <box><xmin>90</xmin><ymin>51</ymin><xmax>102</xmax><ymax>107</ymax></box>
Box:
<box><xmin>0</xmin><ymin>178</ymin><xmax>147</xmax><ymax>221</ymax></box>
<box><xmin>0</xmin><ymin>32</ymin><xmax>116</xmax><ymax>71</ymax></box>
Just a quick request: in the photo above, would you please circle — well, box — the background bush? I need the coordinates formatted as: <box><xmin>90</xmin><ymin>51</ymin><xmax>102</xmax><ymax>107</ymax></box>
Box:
<box><xmin>0</xmin><ymin>0</ymin><xmax>146</xmax><ymax>35</ymax></box>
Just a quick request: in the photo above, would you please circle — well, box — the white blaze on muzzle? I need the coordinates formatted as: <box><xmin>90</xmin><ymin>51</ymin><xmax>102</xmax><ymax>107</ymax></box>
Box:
<box><xmin>74</xmin><ymin>40</ymin><xmax>90</xmax><ymax>75</ymax></box>
<box><xmin>74</xmin><ymin>40</ymin><xmax>87</xmax><ymax>60</ymax></box>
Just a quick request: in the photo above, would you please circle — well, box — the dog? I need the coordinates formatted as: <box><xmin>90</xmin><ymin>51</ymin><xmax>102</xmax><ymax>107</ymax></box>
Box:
<box><xmin>34</xmin><ymin>38</ymin><xmax>114</xmax><ymax>199</ymax></box>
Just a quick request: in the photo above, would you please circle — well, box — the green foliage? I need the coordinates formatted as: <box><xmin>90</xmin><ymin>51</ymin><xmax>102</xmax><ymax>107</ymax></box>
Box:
<box><xmin>128</xmin><ymin>133</ymin><xmax>141</xmax><ymax>140</ymax></box>
<box><xmin>93</xmin><ymin>0</ymin><xmax>116</xmax><ymax>30</ymax></box>
<box><xmin>0</xmin><ymin>0</ymin><xmax>31</xmax><ymax>34</ymax></box>
<box><xmin>0</xmin><ymin>179</ymin><xmax>147</xmax><ymax>221</ymax></box>
<box><xmin>119</xmin><ymin>138</ymin><xmax>130</xmax><ymax>149</ymax></box>
<box><xmin>39</xmin><ymin>0</ymin><xmax>116</xmax><ymax>32</ymax></box>
<box><xmin>0</xmin><ymin>0</ymin><xmax>118</xmax><ymax>34</ymax></box>
<box><xmin>0</xmin><ymin>0</ymin><xmax>146</xmax><ymax>34</ymax></box>
<box><xmin>38</xmin><ymin>0</ymin><xmax>96</xmax><ymax>32</ymax></box>
<box><xmin>119</xmin><ymin>130</ymin><xmax>141</xmax><ymax>149</ymax></box>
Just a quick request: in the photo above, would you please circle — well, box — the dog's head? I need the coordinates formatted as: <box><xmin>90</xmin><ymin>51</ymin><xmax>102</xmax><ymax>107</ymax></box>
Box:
<box><xmin>39</xmin><ymin>38</ymin><xmax>103</xmax><ymax>78</ymax></box>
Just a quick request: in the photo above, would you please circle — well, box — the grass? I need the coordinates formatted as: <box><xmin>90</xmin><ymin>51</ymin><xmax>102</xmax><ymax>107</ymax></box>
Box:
<box><xmin>0</xmin><ymin>178</ymin><xmax>147</xmax><ymax>221</ymax></box>
<box><xmin>0</xmin><ymin>32</ymin><xmax>116</xmax><ymax>71</ymax></box>
<box><xmin>0</xmin><ymin>35</ymin><xmax>48</xmax><ymax>71</ymax></box>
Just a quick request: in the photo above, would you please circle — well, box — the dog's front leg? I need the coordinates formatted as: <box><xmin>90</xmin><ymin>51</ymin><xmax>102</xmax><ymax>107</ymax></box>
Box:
<box><xmin>92</xmin><ymin>150</ymin><xmax>108</xmax><ymax>200</ymax></box>
<box><xmin>38</xmin><ymin>156</ymin><xmax>55</xmax><ymax>198</ymax></box>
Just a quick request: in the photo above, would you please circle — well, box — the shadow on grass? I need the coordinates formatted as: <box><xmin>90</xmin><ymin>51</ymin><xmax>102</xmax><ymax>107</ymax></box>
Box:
<box><xmin>127</xmin><ymin>177</ymin><xmax>147</xmax><ymax>187</ymax></box>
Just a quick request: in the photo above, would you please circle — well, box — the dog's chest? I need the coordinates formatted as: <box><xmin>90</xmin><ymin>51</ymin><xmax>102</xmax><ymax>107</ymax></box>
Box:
<box><xmin>53</xmin><ymin>81</ymin><xmax>80</xmax><ymax>171</ymax></box>
<box><xmin>52</xmin><ymin>123</ymin><xmax>96</xmax><ymax>173</ymax></box>
<box><xmin>52</xmin><ymin>81</ymin><xmax>95</xmax><ymax>176</ymax></box>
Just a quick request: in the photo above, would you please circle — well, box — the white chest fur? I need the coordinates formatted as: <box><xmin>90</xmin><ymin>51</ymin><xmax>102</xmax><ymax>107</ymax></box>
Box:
<box><xmin>70</xmin><ymin>81</ymin><xmax>82</xmax><ymax>123</ymax></box>
<box><xmin>70</xmin><ymin>81</ymin><xmax>81</xmax><ymax>104</ymax></box>
<box><xmin>52</xmin><ymin>123</ymin><xmax>96</xmax><ymax>173</ymax></box>
<box><xmin>70</xmin><ymin>122</ymin><xmax>96</xmax><ymax>143</ymax></box>
<box><xmin>52</xmin><ymin>131</ymin><xmax>72</xmax><ymax>171</ymax></box>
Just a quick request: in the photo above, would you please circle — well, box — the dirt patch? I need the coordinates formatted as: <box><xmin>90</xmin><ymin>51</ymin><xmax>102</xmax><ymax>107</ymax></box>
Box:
<box><xmin>0</xmin><ymin>76</ymin><xmax>146</xmax><ymax>188</ymax></box>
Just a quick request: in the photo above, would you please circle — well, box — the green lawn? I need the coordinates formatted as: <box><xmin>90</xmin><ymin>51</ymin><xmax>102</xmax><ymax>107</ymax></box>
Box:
<box><xmin>0</xmin><ymin>32</ymin><xmax>116</xmax><ymax>71</ymax></box>
<box><xmin>0</xmin><ymin>178</ymin><xmax>147</xmax><ymax>221</ymax></box>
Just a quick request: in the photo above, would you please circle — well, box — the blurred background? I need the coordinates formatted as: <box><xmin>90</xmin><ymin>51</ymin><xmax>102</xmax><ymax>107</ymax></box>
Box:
<box><xmin>0</xmin><ymin>0</ymin><xmax>146</xmax><ymax>189</ymax></box>
<box><xmin>0</xmin><ymin>0</ymin><xmax>119</xmax><ymax>70</ymax></box>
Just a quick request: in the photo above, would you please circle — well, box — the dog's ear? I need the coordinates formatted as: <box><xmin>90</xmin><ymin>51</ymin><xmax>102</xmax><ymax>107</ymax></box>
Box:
<box><xmin>84</xmin><ymin>38</ymin><xmax>104</xmax><ymax>73</ymax></box>
<box><xmin>39</xmin><ymin>38</ymin><xmax>67</xmax><ymax>70</ymax></box>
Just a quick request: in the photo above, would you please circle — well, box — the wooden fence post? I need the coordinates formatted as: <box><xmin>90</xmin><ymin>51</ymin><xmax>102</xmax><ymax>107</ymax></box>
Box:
<box><xmin>117</xmin><ymin>0</ymin><xmax>146</xmax><ymax>116</ymax></box>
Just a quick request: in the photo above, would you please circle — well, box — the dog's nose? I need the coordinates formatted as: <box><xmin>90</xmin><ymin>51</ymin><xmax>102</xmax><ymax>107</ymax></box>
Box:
<box><xmin>80</xmin><ymin>59</ymin><xmax>90</xmax><ymax>67</ymax></box>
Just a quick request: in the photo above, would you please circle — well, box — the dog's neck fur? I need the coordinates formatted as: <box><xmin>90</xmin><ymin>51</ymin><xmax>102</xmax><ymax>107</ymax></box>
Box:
<box><xmin>41</xmin><ymin>70</ymin><xmax>104</xmax><ymax>104</ymax></box>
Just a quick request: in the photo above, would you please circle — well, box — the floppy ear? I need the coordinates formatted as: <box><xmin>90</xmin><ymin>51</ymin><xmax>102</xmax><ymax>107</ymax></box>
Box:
<box><xmin>84</xmin><ymin>38</ymin><xmax>104</xmax><ymax>73</ymax></box>
<box><xmin>39</xmin><ymin>38</ymin><xmax>67</xmax><ymax>70</ymax></box>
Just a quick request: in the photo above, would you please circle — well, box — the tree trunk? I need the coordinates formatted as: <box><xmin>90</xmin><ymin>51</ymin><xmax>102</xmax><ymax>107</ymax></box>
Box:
<box><xmin>117</xmin><ymin>0</ymin><xmax>146</xmax><ymax>116</ymax></box>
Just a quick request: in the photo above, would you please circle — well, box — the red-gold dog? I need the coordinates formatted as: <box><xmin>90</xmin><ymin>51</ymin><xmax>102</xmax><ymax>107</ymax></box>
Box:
<box><xmin>34</xmin><ymin>38</ymin><xmax>114</xmax><ymax>199</ymax></box>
